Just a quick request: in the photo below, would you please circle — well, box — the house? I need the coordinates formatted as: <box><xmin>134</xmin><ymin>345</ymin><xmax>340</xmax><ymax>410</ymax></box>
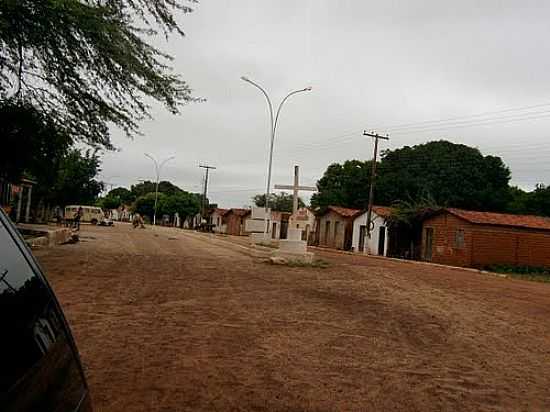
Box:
<box><xmin>224</xmin><ymin>208</ymin><xmax>251</xmax><ymax>236</ymax></box>
<box><xmin>352</xmin><ymin>206</ymin><xmax>392</xmax><ymax>255</ymax></box>
<box><xmin>316</xmin><ymin>206</ymin><xmax>362</xmax><ymax>250</ymax></box>
<box><xmin>270</xmin><ymin>211</ymin><xmax>291</xmax><ymax>240</ymax></box>
<box><xmin>209</xmin><ymin>208</ymin><xmax>228</xmax><ymax>233</ymax></box>
<box><xmin>183</xmin><ymin>213</ymin><xmax>202</xmax><ymax>229</ymax></box>
<box><xmin>289</xmin><ymin>207</ymin><xmax>316</xmax><ymax>242</ymax></box>
<box><xmin>421</xmin><ymin>208</ymin><xmax>550</xmax><ymax>268</ymax></box>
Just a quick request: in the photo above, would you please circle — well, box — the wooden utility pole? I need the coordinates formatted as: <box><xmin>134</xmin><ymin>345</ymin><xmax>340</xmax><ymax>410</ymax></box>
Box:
<box><xmin>363</xmin><ymin>131</ymin><xmax>389</xmax><ymax>244</ymax></box>
<box><xmin>199</xmin><ymin>164</ymin><xmax>216</xmax><ymax>219</ymax></box>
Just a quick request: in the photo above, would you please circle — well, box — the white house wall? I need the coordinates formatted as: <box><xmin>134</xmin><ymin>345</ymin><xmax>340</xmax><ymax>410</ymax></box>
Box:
<box><xmin>352</xmin><ymin>211</ymin><xmax>389</xmax><ymax>256</ymax></box>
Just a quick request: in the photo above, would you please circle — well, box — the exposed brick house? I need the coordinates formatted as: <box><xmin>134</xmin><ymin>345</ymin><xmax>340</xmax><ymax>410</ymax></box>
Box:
<box><xmin>224</xmin><ymin>208</ymin><xmax>251</xmax><ymax>236</ymax></box>
<box><xmin>421</xmin><ymin>208</ymin><xmax>550</xmax><ymax>268</ymax></box>
<box><xmin>316</xmin><ymin>206</ymin><xmax>362</xmax><ymax>250</ymax></box>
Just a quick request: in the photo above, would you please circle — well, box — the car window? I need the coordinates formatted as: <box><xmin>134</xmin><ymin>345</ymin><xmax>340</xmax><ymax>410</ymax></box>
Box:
<box><xmin>0</xmin><ymin>216</ymin><xmax>88</xmax><ymax>410</ymax></box>
<box><xmin>0</xmin><ymin>220</ymin><xmax>53</xmax><ymax>391</ymax></box>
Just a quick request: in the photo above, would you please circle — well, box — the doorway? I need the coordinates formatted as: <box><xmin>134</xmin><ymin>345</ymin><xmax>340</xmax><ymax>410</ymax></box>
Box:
<box><xmin>424</xmin><ymin>227</ymin><xmax>434</xmax><ymax>261</ymax></box>
<box><xmin>378</xmin><ymin>226</ymin><xmax>386</xmax><ymax>256</ymax></box>
<box><xmin>358</xmin><ymin>225</ymin><xmax>366</xmax><ymax>252</ymax></box>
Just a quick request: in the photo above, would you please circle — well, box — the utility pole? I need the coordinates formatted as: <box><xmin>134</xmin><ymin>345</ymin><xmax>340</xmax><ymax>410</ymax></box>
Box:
<box><xmin>199</xmin><ymin>164</ymin><xmax>216</xmax><ymax>220</ymax></box>
<box><xmin>363</xmin><ymin>131</ymin><xmax>389</xmax><ymax>250</ymax></box>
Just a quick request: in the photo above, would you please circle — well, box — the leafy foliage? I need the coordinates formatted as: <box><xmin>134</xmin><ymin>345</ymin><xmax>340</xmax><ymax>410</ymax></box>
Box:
<box><xmin>45</xmin><ymin>149</ymin><xmax>104</xmax><ymax>206</ymax></box>
<box><xmin>311</xmin><ymin>160</ymin><xmax>373</xmax><ymax>211</ymax></box>
<box><xmin>253</xmin><ymin>192</ymin><xmax>305</xmax><ymax>213</ymax></box>
<box><xmin>130</xmin><ymin>180</ymin><xmax>183</xmax><ymax>198</ymax></box>
<box><xmin>133</xmin><ymin>190</ymin><xmax>200</xmax><ymax>221</ymax></box>
<box><xmin>507</xmin><ymin>184</ymin><xmax>550</xmax><ymax>217</ymax></box>
<box><xmin>0</xmin><ymin>101</ymin><xmax>70</xmax><ymax>184</ymax></box>
<box><xmin>0</xmin><ymin>0</ymin><xmax>198</xmax><ymax>148</ymax></box>
<box><xmin>101</xmin><ymin>187</ymin><xmax>135</xmax><ymax>209</ymax></box>
<box><xmin>312</xmin><ymin>141</ymin><xmax>512</xmax><ymax>213</ymax></box>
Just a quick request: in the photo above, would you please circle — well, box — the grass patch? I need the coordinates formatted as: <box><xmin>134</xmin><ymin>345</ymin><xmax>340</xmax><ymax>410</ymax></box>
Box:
<box><xmin>485</xmin><ymin>264</ymin><xmax>550</xmax><ymax>283</ymax></box>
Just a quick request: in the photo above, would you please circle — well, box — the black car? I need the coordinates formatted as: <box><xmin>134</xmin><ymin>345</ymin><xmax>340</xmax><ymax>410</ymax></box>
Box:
<box><xmin>0</xmin><ymin>209</ymin><xmax>92</xmax><ymax>411</ymax></box>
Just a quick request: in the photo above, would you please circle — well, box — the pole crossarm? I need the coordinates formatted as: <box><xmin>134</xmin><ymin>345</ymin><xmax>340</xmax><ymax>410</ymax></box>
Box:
<box><xmin>274</xmin><ymin>185</ymin><xmax>317</xmax><ymax>191</ymax></box>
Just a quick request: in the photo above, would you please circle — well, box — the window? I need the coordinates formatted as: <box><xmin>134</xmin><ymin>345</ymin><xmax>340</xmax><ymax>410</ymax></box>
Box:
<box><xmin>455</xmin><ymin>229</ymin><xmax>465</xmax><ymax>248</ymax></box>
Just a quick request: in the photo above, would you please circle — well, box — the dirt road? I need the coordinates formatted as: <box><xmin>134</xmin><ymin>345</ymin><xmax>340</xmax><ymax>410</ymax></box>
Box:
<box><xmin>35</xmin><ymin>224</ymin><xmax>550</xmax><ymax>411</ymax></box>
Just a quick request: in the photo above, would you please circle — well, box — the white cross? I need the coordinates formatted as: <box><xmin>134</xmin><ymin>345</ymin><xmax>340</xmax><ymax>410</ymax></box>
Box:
<box><xmin>274</xmin><ymin>165</ymin><xmax>316</xmax><ymax>214</ymax></box>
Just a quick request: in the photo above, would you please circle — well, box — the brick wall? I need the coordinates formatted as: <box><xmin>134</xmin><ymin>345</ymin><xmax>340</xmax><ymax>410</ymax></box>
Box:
<box><xmin>423</xmin><ymin>213</ymin><xmax>473</xmax><ymax>267</ymax></box>
<box><xmin>423</xmin><ymin>212</ymin><xmax>550</xmax><ymax>268</ymax></box>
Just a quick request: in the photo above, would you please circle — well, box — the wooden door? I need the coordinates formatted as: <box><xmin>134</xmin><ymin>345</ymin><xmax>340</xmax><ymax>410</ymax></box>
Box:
<box><xmin>424</xmin><ymin>227</ymin><xmax>434</xmax><ymax>261</ymax></box>
<box><xmin>378</xmin><ymin>226</ymin><xmax>386</xmax><ymax>256</ymax></box>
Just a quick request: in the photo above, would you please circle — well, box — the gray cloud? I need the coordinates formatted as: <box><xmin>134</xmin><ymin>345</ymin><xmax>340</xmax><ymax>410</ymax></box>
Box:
<box><xmin>102</xmin><ymin>1</ymin><xmax>550</xmax><ymax>207</ymax></box>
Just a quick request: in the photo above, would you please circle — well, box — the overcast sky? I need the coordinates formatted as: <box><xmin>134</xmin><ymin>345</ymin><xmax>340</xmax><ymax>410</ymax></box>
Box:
<box><xmin>101</xmin><ymin>1</ymin><xmax>550</xmax><ymax>207</ymax></box>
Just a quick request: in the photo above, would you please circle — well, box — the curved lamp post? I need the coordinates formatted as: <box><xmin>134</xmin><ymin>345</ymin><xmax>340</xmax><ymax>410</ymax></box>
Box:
<box><xmin>241</xmin><ymin>76</ymin><xmax>311</xmax><ymax>238</ymax></box>
<box><xmin>144</xmin><ymin>153</ymin><xmax>175</xmax><ymax>225</ymax></box>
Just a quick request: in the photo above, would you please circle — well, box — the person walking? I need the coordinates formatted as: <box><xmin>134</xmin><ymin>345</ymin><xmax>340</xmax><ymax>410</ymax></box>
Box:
<box><xmin>74</xmin><ymin>206</ymin><xmax>83</xmax><ymax>230</ymax></box>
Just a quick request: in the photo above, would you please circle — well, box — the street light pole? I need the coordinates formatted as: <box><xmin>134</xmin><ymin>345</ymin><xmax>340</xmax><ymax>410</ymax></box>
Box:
<box><xmin>144</xmin><ymin>154</ymin><xmax>175</xmax><ymax>226</ymax></box>
<box><xmin>241</xmin><ymin>76</ymin><xmax>311</xmax><ymax>239</ymax></box>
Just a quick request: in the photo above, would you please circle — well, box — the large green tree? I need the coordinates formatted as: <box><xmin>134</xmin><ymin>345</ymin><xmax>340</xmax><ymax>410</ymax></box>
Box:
<box><xmin>376</xmin><ymin>141</ymin><xmax>511</xmax><ymax>211</ymax></box>
<box><xmin>0</xmin><ymin>101</ymin><xmax>71</xmax><ymax>184</ymax></box>
<box><xmin>253</xmin><ymin>192</ymin><xmax>305</xmax><ymax>213</ymax></box>
<box><xmin>133</xmin><ymin>190</ymin><xmax>200</xmax><ymax>222</ymax></box>
<box><xmin>310</xmin><ymin>160</ymin><xmax>373</xmax><ymax>211</ymax></box>
<box><xmin>0</xmin><ymin>0</ymin><xmax>198</xmax><ymax>149</ymax></box>
<box><xmin>312</xmin><ymin>141</ymin><xmax>512</xmax><ymax>212</ymax></box>
<box><xmin>44</xmin><ymin>149</ymin><xmax>104</xmax><ymax>206</ymax></box>
<box><xmin>130</xmin><ymin>180</ymin><xmax>184</xmax><ymax>198</ymax></box>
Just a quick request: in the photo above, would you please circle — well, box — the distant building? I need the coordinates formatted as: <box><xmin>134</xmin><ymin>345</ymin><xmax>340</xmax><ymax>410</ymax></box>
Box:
<box><xmin>289</xmin><ymin>207</ymin><xmax>316</xmax><ymax>243</ymax></box>
<box><xmin>316</xmin><ymin>206</ymin><xmax>362</xmax><ymax>250</ymax></box>
<box><xmin>421</xmin><ymin>208</ymin><xmax>550</xmax><ymax>268</ymax></box>
<box><xmin>224</xmin><ymin>208</ymin><xmax>251</xmax><ymax>236</ymax></box>
<box><xmin>209</xmin><ymin>208</ymin><xmax>228</xmax><ymax>233</ymax></box>
<box><xmin>270</xmin><ymin>211</ymin><xmax>291</xmax><ymax>240</ymax></box>
<box><xmin>352</xmin><ymin>206</ymin><xmax>392</xmax><ymax>255</ymax></box>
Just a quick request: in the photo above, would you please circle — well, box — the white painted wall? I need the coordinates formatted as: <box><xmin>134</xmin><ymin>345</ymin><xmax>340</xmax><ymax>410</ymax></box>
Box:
<box><xmin>352</xmin><ymin>211</ymin><xmax>389</xmax><ymax>255</ymax></box>
<box><xmin>211</xmin><ymin>211</ymin><xmax>227</xmax><ymax>233</ymax></box>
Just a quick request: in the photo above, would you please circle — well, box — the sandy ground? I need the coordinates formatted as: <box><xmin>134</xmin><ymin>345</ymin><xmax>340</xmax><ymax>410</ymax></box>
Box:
<box><xmin>34</xmin><ymin>223</ymin><xmax>550</xmax><ymax>411</ymax></box>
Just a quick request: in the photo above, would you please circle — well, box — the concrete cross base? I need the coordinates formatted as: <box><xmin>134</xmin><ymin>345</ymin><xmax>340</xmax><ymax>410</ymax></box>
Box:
<box><xmin>279</xmin><ymin>239</ymin><xmax>307</xmax><ymax>254</ymax></box>
<box><xmin>272</xmin><ymin>250</ymin><xmax>315</xmax><ymax>264</ymax></box>
<box><xmin>250</xmin><ymin>232</ymin><xmax>273</xmax><ymax>246</ymax></box>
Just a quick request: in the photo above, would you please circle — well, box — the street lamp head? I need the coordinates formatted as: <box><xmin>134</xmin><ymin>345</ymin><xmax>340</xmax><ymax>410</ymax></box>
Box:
<box><xmin>304</xmin><ymin>86</ymin><xmax>313</xmax><ymax>91</ymax></box>
<box><xmin>240</xmin><ymin>76</ymin><xmax>250</xmax><ymax>82</ymax></box>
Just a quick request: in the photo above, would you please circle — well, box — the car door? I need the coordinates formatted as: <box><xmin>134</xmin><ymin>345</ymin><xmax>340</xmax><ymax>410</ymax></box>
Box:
<box><xmin>0</xmin><ymin>209</ymin><xmax>92</xmax><ymax>411</ymax></box>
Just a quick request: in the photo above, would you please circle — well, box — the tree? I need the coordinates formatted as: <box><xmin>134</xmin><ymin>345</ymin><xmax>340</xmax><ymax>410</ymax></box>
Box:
<box><xmin>252</xmin><ymin>192</ymin><xmax>305</xmax><ymax>213</ymax></box>
<box><xmin>310</xmin><ymin>160</ymin><xmax>373</xmax><ymax>211</ymax></box>
<box><xmin>107</xmin><ymin>187</ymin><xmax>135</xmax><ymax>206</ymax></box>
<box><xmin>45</xmin><ymin>149</ymin><xmax>104</xmax><ymax>206</ymax></box>
<box><xmin>159</xmin><ymin>191</ymin><xmax>201</xmax><ymax>221</ymax></box>
<box><xmin>0</xmin><ymin>0</ymin><xmax>198</xmax><ymax>149</ymax></box>
<box><xmin>133</xmin><ymin>191</ymin><xmax>201</xmax><ymax>222</ymax></box>
<box><xmin>376</xmin><ymin>141</ymin><xmax>511</xmax><ymax>211</ymax></box>
<box><xmin>312</xmin><ymin>141</ymin><xmax>512</xmax><ymax>213</ymax></box>
<box><xmin>133</xmin><ymin>192</ymin><xmax>163</xmax><ymax>222</ymax></box>
<box><xmin>130</xmin><ymin>180</ymin><xmax>183</xmax><ymax>199</ymax></box>
<box><xmin>0</xmin><ymin>101</ymin><xmax>71</xmax><ymax>184</ymax></box>
<box><xmin>507</xmin><ymin>184</ymin><xmax>550</xmax><ymax>217</ymax></box>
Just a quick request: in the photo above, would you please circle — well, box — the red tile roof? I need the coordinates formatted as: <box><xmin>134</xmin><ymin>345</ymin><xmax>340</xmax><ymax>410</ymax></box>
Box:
<box><xmin>210</xmin><ymin>208</ymin><xmax>227</xmax><ymax>215</ymax></box>
<box><xmin>372</xmin><ymin>206</ymin><xmax>393</xmax><ymax>218</ymax></box>
<box><xmin>226</xmin><ymin>208</ymin><xmax>251</xmax><ymax>217</ymax></box>
<box><xmin>327</xmin><ymin>206</ymin><xmax>363</xmax><ymax>218</ymax></box>
<box><xmin>446</xmin><ymin>208</ymin><xmax>550</xmax><ymax>231</ymax></box>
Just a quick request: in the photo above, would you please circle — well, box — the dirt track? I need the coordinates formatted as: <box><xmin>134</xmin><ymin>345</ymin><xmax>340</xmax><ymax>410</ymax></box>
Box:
<box><xmin>34</xmin><ymin>224</ymin><xmax>550</xmax><ymax>411</ymax></box>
